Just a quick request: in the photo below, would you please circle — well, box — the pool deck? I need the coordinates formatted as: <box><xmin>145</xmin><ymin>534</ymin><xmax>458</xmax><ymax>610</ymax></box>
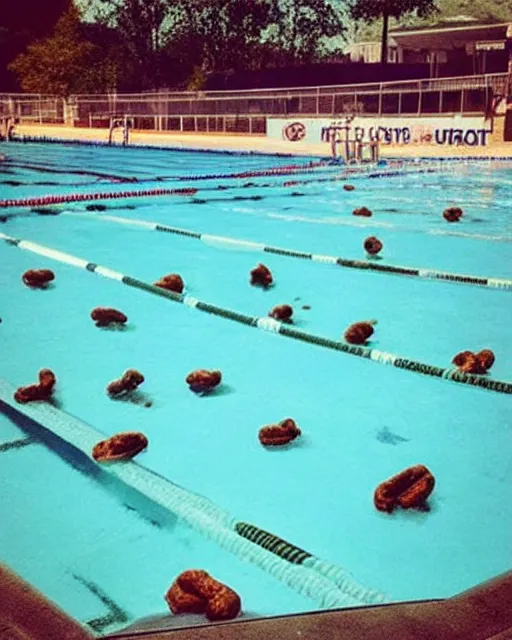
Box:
<box><xmin>2</xmin><ymin>562</ymin><xmax>511</xmax><ymax>640</ymax></box>
<box><xmin>11</xmin><ymin>123</ymin><xmax>512</xmax><ymax>158</ymax></box>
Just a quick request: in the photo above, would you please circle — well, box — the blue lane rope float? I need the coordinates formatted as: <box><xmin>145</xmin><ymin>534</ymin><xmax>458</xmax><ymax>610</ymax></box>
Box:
<box><xmin>64</xmin><ymin>212</ymin><xmax>512</xmax><ymax>291</ymax></box>
<box><xmin>1</xmin><ymin>232</ymin><xmax>511</xmax><ymax>395</ymax></box>
<box><xmin>0</xmin><ymin>378</ymin><xmax>384</xmax><ymax>607</ymax></box>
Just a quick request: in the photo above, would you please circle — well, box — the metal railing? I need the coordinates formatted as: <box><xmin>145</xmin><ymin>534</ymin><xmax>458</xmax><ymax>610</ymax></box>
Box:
<box><xmin>0</xmin><ymin>73</ymin><xmax>506</xmax><ymax>136</ymax></box>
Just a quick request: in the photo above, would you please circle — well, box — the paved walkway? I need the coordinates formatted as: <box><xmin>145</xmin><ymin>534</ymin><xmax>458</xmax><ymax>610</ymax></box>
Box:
<box><xmin>12</xmin><ymin>124</ymin><xmax>512</xmax><ymax>158</ymax></box>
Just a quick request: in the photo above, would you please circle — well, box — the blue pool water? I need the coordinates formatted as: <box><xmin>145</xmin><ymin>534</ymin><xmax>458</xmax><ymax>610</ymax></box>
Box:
<box><xmin>0</xmin><ymin>142</ymin><xmax>511</xmax><ymax>635</ymax></box>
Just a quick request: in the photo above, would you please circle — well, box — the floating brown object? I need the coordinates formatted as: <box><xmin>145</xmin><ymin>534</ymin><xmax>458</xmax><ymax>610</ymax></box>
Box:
<box><xmin>22</xmin><ymin>269</ymin><xmax>55</xmax><ymax>288</ymax></box>
<box><xmin>343</xmin><ymin>184</ymin><xmax>355</xmax><ymax>191</ymax></box>
<box><xmin>165</xmin><ymin>570</ymin><xmax>241</xmax><ymax>622</ymax></box>
<box><xmin>452</xmin><ymin>348</ymin><xmax>495</xmax><ymax>374</ymax></box>
<box><xmin>250</xmin><ymin>263</ymin><xmax>273</xmax><ymax>288</ymax></box>
<box><xmin>374</xmin><ymin>464</ymin><xmax>435</xmax><ymax>513</ymax></box>
<box><xmin>107</xmin><ymin>369</ymin><xmax>145</xmax><ymax>397</ymax></box>
<box><xmin>186</xmin><ymin>369</ymin><xmax>222</xmax><ymax>394</ymax></box>
<box><xmin>259</xmin><ymin>418</ymin><xmax>301</xmax><ymax>446</ymax></box>
<box><xmin>91</xmin><ymin>307</ymin><xmax>127</xmax><ymax>327</ymax></box>
<box><xmin>154</xmin><ymin>273</ymin><xmax>185</xmax><ymax>294</ymax></box>
<box><xmin>344</xmin><ymin>320</ymin><xmax>377</xmax><ymax>345</ymax></box>
<box><xmin>14</xmin><ymin>368</ymin><xmax>56</xmax><ymax>403</ymax></box>
<box><xmin>269</xmin><ymin>304</ymin><xmax>293</xmax><ymax>323</ymax></box>
<box><xmin>92</xmin><ymin>431</ymin><xmax>148</xmax><ymax>462</ymax></box>
<box><xmin>364</xmin><ymin>236</ymin><xmax>383</xmax><ymax>256</ymax></box>
<box><xmin>353</xmin><ymin>206</ymin><xmax>372</xmax><ymax>217</ymax></box>
<box><xmin>443</xmin><ymin>207</ymin><xmax>463</xmax><ymax>222</ymax></box>
<box><xmin>476</xmin><ymin>349</ymin><xmax>495</xmax><ymax>371</ymax></box>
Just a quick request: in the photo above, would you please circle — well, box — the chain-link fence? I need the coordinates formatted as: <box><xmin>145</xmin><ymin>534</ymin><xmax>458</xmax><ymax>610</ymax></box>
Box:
<box><xmin>1</xmin><ymin>73</ymin><xmax>506</xmax><ymax>135</ymax></box>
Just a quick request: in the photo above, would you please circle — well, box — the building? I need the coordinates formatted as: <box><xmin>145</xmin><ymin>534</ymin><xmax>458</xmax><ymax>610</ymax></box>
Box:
<box><xmin>348</xmin><ymin>19</ymin><xmax>510</xmax><ymax>76</ymax></box>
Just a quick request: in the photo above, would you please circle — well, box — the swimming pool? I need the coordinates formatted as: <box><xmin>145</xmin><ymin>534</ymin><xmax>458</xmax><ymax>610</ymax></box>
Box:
<box><xmin>1</xmin><ymin>142</ymin><xmax>511</xmax><ymax>635</ymax></box>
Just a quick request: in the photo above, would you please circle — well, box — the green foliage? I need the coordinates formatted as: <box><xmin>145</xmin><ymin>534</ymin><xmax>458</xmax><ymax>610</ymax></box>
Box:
<box><xmin>89</xmin><ymin>0</ymin><xmax>347</xmax><ymax>90</ymax></box>
<box><xmin>350</xmin><ymin>0</ymin><xmax>437</xmax><ymax>62</ymax></box>
<box><xmin>354</xmin><ymin>0</ymin><xmax>512</xmax><ymax>41</ymax></box>
<box><xmin>186</xmin><ymin>66</ymin><xmax>208</xmax><ymax>91</ymax></box>
<box><xmin>266</xmin><ymin>0</ymin><xmax>347</xmax><ymax>64</ymax></box>
<box><xmin>9</xmin><ymin>5</ymin><xmax>115</xmax><ymax>96</ymax></box>
<box><xmin>94</xmin><ymin>0</ymin><xmax>170</xmax><ymax>89</ymax></box>
<box><xmin>1</xmin><ymin>0</ymin><xmax>71</xmax><ymax>90</ymax></box>
<box><xmin>351</xmin><ymin>0</ymin><xmax>438</xmax><ymax>22</ymax></box>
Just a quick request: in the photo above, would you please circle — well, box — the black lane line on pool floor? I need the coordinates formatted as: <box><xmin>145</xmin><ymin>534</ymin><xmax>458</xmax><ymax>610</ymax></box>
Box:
<box><xmin>1</xmin><ymin>232</ymin><xmax>510</xmax><ymax>395</ymax></box>
<box><xmin>0</xmin><ymin>436</ymin><xmax>37</xmax><ymax>452</ymax></box>
<box><xmin>61</xmin><ymin>211</ymin><xmax>512</xmax><ymax>291</ymax></box>
<box><xmin>72</xmin><ymin>574</ymin><xmax>130</xmax><ymax>634</ymax></box>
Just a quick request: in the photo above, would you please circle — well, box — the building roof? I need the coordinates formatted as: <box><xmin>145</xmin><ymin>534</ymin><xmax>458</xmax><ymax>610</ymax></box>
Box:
<box><xmin>389</xmin><ymin>22</ymin><xmax>509</xmax><ymax>50</ymax></box>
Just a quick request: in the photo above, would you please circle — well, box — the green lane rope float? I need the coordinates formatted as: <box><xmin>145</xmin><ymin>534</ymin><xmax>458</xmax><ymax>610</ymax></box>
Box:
<box><xmin>2</xmin><ymin>232</ymin><xmax>511</xmax><ymax>394</ymax></box>
<box><xmin>64</xmin><ymin>212</ymin><xmax>512</xmax><ymax>291</ymax></box>
<box><xmin>0</xmin><ymin>378</ymin><xmax>384</xmax><ymax>608</ymax></box>
<box><xmin>235</xmin><ymin>522</ymin><xmax>312</xmax><ymax>565</ymax></box>
<box><xmin>235</xmin><ymin>522</ymin><xmax>385</xmax><ymax>604</ymax></box>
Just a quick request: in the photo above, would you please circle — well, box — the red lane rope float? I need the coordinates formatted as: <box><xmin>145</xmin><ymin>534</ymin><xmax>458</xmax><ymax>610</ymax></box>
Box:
<box><xmin>374</xmin><ymin>465</ymin><xmax>435</xmax><ymax>513</ymax></box>
<box><xmin>177</xmin><ymin>161</ymin><xmax>330</xmax><ymax>182</ymax></box>
<box><xmin>0</xmin><ymin>187</ymin><xmax>197</xmax><ymax>209</ymax></box>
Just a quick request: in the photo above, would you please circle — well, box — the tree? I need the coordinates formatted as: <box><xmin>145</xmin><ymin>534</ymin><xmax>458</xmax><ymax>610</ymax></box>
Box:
<box><xmin>266</xmin><ymin>0</ymin><xmax>347</xmax><ymax>65</ymax></box>
<box><xmin>96</xmin><ymin>0</ymin><xmax>170</xmax><ymax>89</ymax></box>
<box><xmin>9</xmin><ymin>5</ymin><xmax>115</xmax><ymax>95</ymax></box>
<box><xmin>350</xmin><ymin>0</ymin><xmax>438</xmax><ymax>64</ymax></box>
<box><xmin>1</xmin><ymin>0</ymin><xmax>71</xmax><ymax>90</ymax></box>
<box><xmin>161</xmin><ymin>0</ymin><xmax>275</xmax><ymax>89</ymax></box>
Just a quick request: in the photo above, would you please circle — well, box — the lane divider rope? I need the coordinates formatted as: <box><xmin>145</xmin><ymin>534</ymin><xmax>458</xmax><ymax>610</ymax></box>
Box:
<box><xmin>63</xmin><ymin>212</ymin><xmax>512</xmax><ymax>291</ymax></box>
<box><xmin>0</xmin><ymin>378</ymin><xmax>384</xmax><ymax>607</ymax></box>
<box><xmin>234</xmin><ymin>522</ymin><xmax>384</xmax><ymax>603</ymax></box>
<box><xmin>1</xmin><ymin>231</ymin><xmax>510</xmax><ymax>394</ymax></box>
<box><xmin>0</xmin><ymin>187</ymin><xmax>198</xmax><ymax>209</ymax></box>
<box><xmin>264</xmin><ymin>211</ymin><xmax>512</xmax><ymax>244</ymax></box>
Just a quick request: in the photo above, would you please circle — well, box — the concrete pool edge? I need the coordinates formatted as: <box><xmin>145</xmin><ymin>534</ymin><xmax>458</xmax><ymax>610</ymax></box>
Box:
<box><xmin>2</xmin><ymin>563</ymin><xmax>510</xmax><ymax>640</ymax></box>
<box><xmin>106</xmin><ymin>569</ymin><xmax>512</xmax><ymax>639</ymax></box>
